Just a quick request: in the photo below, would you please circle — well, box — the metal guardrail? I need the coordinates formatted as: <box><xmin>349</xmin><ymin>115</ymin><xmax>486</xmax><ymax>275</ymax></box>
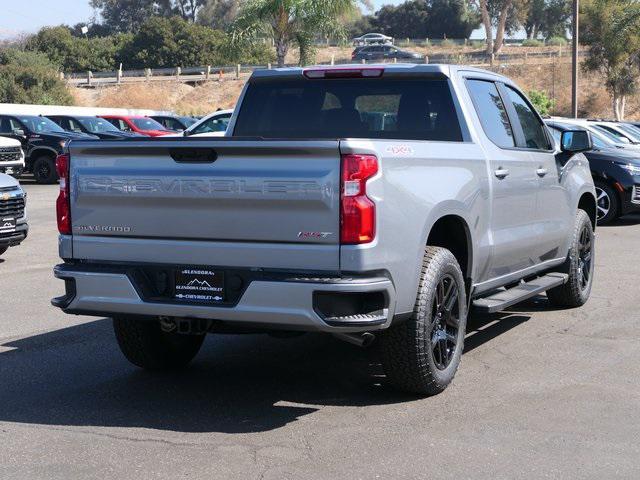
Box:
<box><xmin>64</xmin><ymin>48</ymin><xmax>585</xmax><ymax>87</ymax></box>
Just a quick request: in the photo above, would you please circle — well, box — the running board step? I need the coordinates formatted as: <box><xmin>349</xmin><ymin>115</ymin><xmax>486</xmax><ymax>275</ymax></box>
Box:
<box><xmin>473</xmin><ymin>273</ymin><xmax>569</xmax><ymax>313</ymax></box>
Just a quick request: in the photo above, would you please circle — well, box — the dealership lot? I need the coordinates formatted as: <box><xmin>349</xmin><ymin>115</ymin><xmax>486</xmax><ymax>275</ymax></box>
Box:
<box><xmin>1</xmin><ymin>182</ymin><xmax>640</xmax><ymax>479</ymax></box>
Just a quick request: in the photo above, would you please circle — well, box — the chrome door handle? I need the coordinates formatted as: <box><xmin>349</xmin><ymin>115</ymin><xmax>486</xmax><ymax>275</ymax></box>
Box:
<box><xmin>494</xmin><ymin>168</ymin><xmax>510</xmax><ymax>179</ymax></box>
<box><xmin>536</xmin><ymin>168</ymin><xmax>548</xmax><ymax>177</ymax></box>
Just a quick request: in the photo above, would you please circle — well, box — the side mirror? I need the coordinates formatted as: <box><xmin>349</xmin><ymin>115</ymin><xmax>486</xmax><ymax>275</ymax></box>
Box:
<box><xmin>619</xmin><ymin>136</ymin><xmax>631</xmax><ymax>144</ymax></box>
<box><xmin>12</xmin><ymin>129</ymin><xmax>25</xmax><ymax>137</ymax></box>
<box><xmin>561</xmin><ymin>130</ymin><xmax>592</xmax><ymax>153</ymax></box>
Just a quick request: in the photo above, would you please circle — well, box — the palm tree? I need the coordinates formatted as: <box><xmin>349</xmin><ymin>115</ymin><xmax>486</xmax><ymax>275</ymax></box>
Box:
<box><xmin>233</xmin><ymin>0</ymin><xmax>367</xmax><ymax>67</ymax></box>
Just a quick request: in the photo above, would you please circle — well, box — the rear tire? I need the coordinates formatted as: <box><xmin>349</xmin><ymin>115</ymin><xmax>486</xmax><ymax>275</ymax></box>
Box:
<box><xmin>379</xmin><ymin>246</ymin><xmax>467</xmax><ymax>396</ymax></box>
<box><xmin>594</xmin><ymin>180</ymin><xmax>618</xmax><ymax>225</ymax></box>
<box><xmin>113</xmin><ymin>317</ymin><xmax>205</xmax><ymax>370</ymax></box>
<box><xmin>32</xmin><ymin>156</ymin><xmax>58</xmax><ymax>184</ymax></box>
<box><xmin>547</xmin><ymin>209</ymin><xmax>594</xmax><ymax>308</ymax></box>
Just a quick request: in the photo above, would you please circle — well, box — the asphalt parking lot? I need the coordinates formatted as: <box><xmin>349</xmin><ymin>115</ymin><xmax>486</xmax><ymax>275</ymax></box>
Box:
<box><xmin>1</xmin><ymin>181</ymin><xmax>639</xmax><ymax>480</ymax></box>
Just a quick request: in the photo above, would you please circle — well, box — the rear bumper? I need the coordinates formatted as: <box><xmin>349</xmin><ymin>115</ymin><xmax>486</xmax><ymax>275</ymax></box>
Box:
<box><xmin>52</xmin><ymin>263</ymin><xmax>396</xmax><ymax>333</ymax></box>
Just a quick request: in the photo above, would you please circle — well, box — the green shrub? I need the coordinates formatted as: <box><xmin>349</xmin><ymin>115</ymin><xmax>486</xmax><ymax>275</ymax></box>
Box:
<box><xmin>522</xmin><ymin>39</ymin><xmax>544</xmax><ymax>47</ymax></box>
<box><xmin>0</xmin><ymin>49</ymin><xmax>73</xmax><ymax>105</ymax></box>
<box><xmin>439</xmin><ymin>39</ymin><xmax>458</xmax><ymax>48</ymax></box>
<box><xmin>470</xmin><ymin>40</ymin><xmax>485</xmax><ymax>49</ymax></box>
<box><xmin>546</xmin><ymin>36</ymin><xmax>568</xmax><ymax>46</ymax></box>
<box><xmin>527</xmin><ymin>89</ymin><xmax>555</xmax><ymax>116</ymax></box>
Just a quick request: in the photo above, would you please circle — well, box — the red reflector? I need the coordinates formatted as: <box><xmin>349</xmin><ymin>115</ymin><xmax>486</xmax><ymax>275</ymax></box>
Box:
<box><xmin>303</xmin><ymin>68</ymin><xmax>384</xmax><ymax>79</ymax></box>
<box><xmin>56</xmin><ymin>153</ymin><xmax>71</xmax><ymax>235</ymax></box>
<box><xmin>340</xmin><ymin>154</ymin><xmax>378</xmax><ymax>244</ymax></box>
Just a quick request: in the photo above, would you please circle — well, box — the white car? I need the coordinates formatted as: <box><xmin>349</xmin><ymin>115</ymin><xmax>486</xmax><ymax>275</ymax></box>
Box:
<box><xmin>352</xmin><ymin>33</ymin><xmax>394</xmax><ymax>46</ymax></box>
<box><xmin>0</xmin><ymin>136</ymin><xmax>25</xmax><ymax>178</ymax></box>
<box><xmin>165</xmin><ymin>109</ymin><xmax>233</xmax><ymax>138</ymax></box>
<box><xmin>554</xmin><ymin>118</ymin><xmax>640</xmax><ymax>152</ymax></box>
<box><xmin>589</xmin><ymin>120</ymin><xmax>640</xmax><ymax>144</ymax></box>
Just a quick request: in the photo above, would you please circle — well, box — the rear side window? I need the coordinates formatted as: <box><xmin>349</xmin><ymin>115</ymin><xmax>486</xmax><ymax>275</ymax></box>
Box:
<box><xmin>466</xmin><ymin>79</ymin><xmax>515</xmax><ymax>148</ymax></box>
<box><xmin>233</xmin><ymin>78</ymin><xmax>463</xmax><ymax>141</ymax></box>
<box><xmin>504</xmin><ymin>87</ymin><xmax>552</xmax><ymax>150</ymax></box>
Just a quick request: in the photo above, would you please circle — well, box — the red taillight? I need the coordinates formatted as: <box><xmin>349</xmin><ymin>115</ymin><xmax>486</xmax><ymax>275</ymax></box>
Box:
<box><xmin>56</xmin><ymin>153</ymin><xmax>71</xmax><ymax>235</ymax></box>
<box><xmin>340</xmin><ymin>154</ymin><xmax>378</xmax><ymax>244</ymax></box>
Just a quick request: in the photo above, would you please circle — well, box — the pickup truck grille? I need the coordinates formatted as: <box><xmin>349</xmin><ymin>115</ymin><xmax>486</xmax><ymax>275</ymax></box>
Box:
<box><xmin>633</xmin><ymin>185</ymin><xmax>640</xmax><ymax>204</ymax></box>
<box><xmin>0</xmin><ymin>195</ymin><xmax>25</xmax><ymax>218</ymax></box>
<box><xmin>0</xmin><ymin>147</ymin><xmax>21</xmax><ymax>163</ymax></box>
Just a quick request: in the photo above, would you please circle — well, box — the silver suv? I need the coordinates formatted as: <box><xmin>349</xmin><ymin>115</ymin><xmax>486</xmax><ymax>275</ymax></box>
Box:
<box><xmin>52</xmin><ymin>65</ymin><xmax>596</xmax><ymax>395</ymax></box>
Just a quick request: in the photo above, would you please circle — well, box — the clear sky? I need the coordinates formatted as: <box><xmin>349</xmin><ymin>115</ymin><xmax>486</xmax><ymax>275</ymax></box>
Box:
<box><xmin>1</xmin><ymin>0</ymin><xmax>406</xmax><ymax>39</ymax></box>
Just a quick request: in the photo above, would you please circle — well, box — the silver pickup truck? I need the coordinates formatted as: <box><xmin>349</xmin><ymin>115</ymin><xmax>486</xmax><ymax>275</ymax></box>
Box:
<box><xmin>52</xmin><ymin>65</ymin><xmax>597</xmax><ymax>395</ymax></box>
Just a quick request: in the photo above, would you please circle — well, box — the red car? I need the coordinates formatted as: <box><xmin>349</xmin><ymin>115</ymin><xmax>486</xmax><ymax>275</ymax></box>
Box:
<box><xmin>99</xmin><ymin>115</ymin><xmax>176</xmax><ymax>137</ymax></box>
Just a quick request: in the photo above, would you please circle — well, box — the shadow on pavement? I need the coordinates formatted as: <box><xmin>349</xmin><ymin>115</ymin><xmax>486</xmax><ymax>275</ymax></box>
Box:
<box><xmin>599</xmin><ymin>212</ymin><xmax>640</xmax><ymax>227</ymax></box>
<box><xmin>0</xmin><ymin>306</ymin><xmax>532</xmax><ymax>434</ymax></box>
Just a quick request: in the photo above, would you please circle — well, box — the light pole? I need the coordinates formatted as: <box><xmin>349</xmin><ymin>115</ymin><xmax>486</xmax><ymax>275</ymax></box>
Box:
<box><xmin>571</xmin><ymin>0</ymin><xmax>579</xmax><ymax>118</ymax></box>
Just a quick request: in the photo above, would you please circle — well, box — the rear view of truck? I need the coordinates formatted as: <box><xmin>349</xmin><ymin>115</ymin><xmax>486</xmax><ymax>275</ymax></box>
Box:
<box><xmin>53</xmin><ymin>64</ymin><xmax>491</xmax><ymax>395</ymax></box>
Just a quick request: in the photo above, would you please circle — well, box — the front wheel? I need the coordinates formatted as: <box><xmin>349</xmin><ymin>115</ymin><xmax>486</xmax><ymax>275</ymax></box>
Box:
<box><xmin>32</xmin><ymin>156</ymin><xmax>58</xmax><ymax>184</ymax></box>
<box><xmin>594</xmin><ymin>180</ymin><xmax>618</xmax><ymax>225</ymax></box>
<box><xmin>113</xmin><ymin>317</ymin><xmax>205</xmax><ymax>370</ymax></box>
<box><xmin>547</xmin><ymin>209</ymin><xmax>595</xmax><ymax>308</ymax></box>
<box><xmin>379</xmin><ymin>246</ymin><xmax>467</xmax><ymax>396</ymax></box>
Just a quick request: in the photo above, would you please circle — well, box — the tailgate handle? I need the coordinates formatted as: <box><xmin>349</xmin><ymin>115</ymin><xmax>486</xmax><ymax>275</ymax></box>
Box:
<box><xmin>170</xmin><ymin>148</ymin><xmax>218</xmax><ymax>163</ymax></box>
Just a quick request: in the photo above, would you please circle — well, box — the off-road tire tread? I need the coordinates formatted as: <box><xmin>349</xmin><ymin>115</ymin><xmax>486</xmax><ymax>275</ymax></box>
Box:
<box><xmin>547</xmin><ymin>209</ymin><xmax>593</xmax><ymax>308</ymax></box>
<box><xmin>379</xmin><ymin>246</ymin><xmax>466</xmax><ymax>395</ymax></box>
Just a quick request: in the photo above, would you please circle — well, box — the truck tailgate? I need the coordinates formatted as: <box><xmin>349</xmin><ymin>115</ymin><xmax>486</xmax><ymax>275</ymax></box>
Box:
<box><xmin>69</xmin><ymin>139</ymin><xmax>341</xmax><ymax>271</ymax></box>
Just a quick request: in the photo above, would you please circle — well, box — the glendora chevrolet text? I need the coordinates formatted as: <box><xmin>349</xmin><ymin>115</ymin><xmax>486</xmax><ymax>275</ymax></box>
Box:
<box><xmin>52</xmin><ymin>64</ymin><xmax>597</xmax><ymax>395</ymax></box>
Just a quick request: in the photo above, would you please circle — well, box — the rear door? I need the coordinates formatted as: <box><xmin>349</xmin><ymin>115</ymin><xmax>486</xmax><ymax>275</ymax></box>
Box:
<box><xmin>465</xmin><ymin>78</ymin><xmax>540</xmax><ymax>279</ymax></box>
<box><xmin>69</xmin><ymin>139</ymin><xmax>342</xmax><ymax>271</ymax></box>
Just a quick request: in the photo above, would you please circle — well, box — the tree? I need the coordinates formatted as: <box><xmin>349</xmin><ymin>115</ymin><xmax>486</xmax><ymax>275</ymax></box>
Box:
<box><xmin>122</xmin><ymin>16</ymin><xmax>272</xmax><ymax>68</ymax></box>
<box><xmin>25</xmin><ymin>26</ymin><xmax>130</xmax><ymax>72</ymax></box>
<box><xmin>90</xmin><ymin>0</ymin><xmax>172</xmax><ymax>33</ymax></box>
<box><xmin>474</xmin><ymin>0</ymin><xmax>528</xmax><ymax>54</ymax></box>
<box><xmin>0</xmin><ymin>49</ymin><xmax>73</xmax><ymax>105</ymax></box>
<box><xmin>371</xmin><ymin>0</ymin><xmax>479</xmax><ymax>39</ymax></box>
<box><xmin>232</xmin><ymin>0</ymin><xmax>364</xmax><ymax>68</ymax></box>
<box><xmin>524</xmin><ymin>0</ymin><xmax>570</xmax><ymax>40</ymax></box>
<box><xmin>196</xmin><ymin>0</ymin><xmax>241</xmax><ymax>29</ymax></box>
<box><xmin>582</xmin><ymin>0</ymin><xmax>640</xmax><ymax>120</ymax></box>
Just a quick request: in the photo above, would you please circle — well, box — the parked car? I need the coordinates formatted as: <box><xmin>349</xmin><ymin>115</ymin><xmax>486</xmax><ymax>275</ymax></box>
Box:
<box><xmin>0</xmin><ymin>115</ymin><xmax>98</xmax><ymax>183</ymax></box>
<box><xmin>0</xmin><ymin>172</ymin><xmax>28</xmax><ymax>257</ymax></box>
<box><xmin>149</xmin><ymin>115</ymin><xmax>197</xmax><ymax>131</ymax></box>
<box><xmin>52</xmin><ymin>64</ymin><xmax>596</xmax><ymax>396</ymax></box>
<box><xmin>588</xmin><ymin>120</ymin><xmax>640</xmax><ymax>144</ymax></box>
<box><xmin>165</xmin><ymin>109</ymin><xmax>233</xmax><ymax>138</ymax></box>
<box><xmin>0</xmin><ymin>136</ymin><xmax>25</xmax><ymax>178</ymax></box>
<box><xmin>557</xmin><ymin>118</ymin><xmax>640</xmax><ymax>152</ymax></box>
<box><xmin>99</xmin><ymin>115</ymin><xmax>176</xmax><ymax>137</ymax></box>
<box><xmin>47</xmin><ymin>115</ymin><xmax>144</xmax><ymax>140</ymax></box>
<box><xmin>547</xmin><ymin>120</ymin><xmax>640</xmax><ymax>224</ymax></box>
<box><xmin>352</xmin><ymin>33</ymin><xmax>393</xmax><ymax>46</ymax></box>
<box><xmin>352</xmin><ymin>45</ymin><xmax>422</xmax><ymax>62</ymax></box>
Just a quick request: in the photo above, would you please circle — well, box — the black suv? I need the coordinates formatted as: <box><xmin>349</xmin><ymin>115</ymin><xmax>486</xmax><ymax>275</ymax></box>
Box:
<box><xmin>149</xmin><ymin>115</ymin><xmax>197</xmax><ymax>131</ymax></box>
<box><xmin>547</xmin><ymin>120</ymin><xmax>640</xmax><ymax>224</ymax></box>
<box><xmin>351</xmin><ymin>45</ymin><xmax>422</xmax><ymax>61</ymax></box>
<box><xmin>0</xmin><ymin>115</ymin><xmax>98</xmax><ymax>184</ymax></box>
<box><xmin>47</xmin><ymin>115</ymin><xmax>144</xmax><ymax>140</ymax></box>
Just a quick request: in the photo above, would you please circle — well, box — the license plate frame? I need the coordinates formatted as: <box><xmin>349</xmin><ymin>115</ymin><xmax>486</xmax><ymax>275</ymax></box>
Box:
<box><xmin>174</xmin><ymin>267</ymin><xmax>225</xmax><ymax>303</ymax></box>
<box><xmin>0</xmin><ymin>217</ymin><xmax>16</xmax><ymax>234</ymax></box>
